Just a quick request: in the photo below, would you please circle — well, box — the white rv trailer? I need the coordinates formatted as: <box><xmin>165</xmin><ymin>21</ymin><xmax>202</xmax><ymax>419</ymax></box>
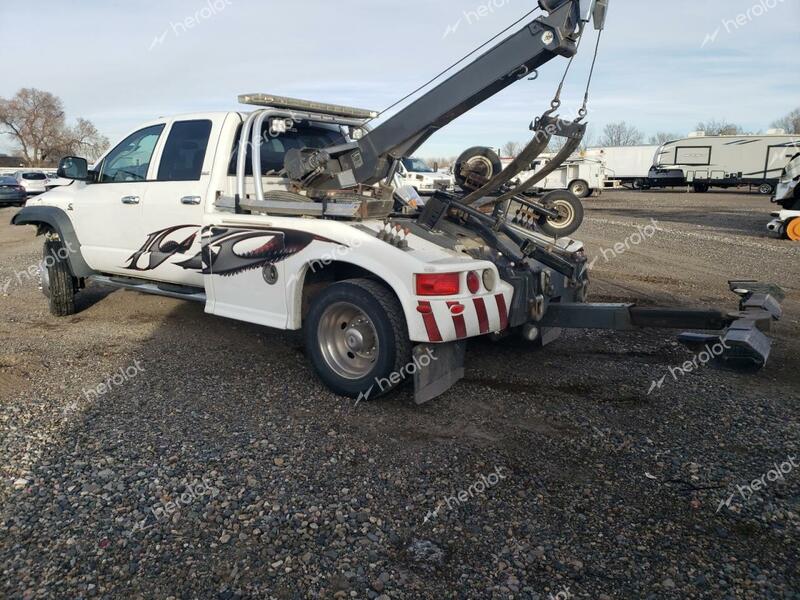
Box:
<box><xmin>580</xmin><ymin>145</ymin><xmax>659</xmax><ymax>188</ymax></box>
<box><xmin>648</xmin><ymin>131</ymin><xmax>800</xmax><ymax>194</ymax></box>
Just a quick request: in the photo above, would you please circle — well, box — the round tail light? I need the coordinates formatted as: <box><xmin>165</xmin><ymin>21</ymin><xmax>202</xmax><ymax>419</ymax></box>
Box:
<box><xmin>466</xmin><ymin>271</ymin><xmax>480</xmax><ymax>294</ymax></box>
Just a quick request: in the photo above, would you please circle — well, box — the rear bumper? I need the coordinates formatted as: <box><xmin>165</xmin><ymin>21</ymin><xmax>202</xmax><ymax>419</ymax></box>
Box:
<box><xmin>414</xmin><ymin>289</ymin><xmax>512</xmax><ymax>343</ymax></box>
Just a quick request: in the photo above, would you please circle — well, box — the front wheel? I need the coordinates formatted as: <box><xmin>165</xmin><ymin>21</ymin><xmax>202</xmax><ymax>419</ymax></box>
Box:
<box><xmin>42</xmin><ymin>236</ymin><xmax>77</xmax><ymax>316</ymax></box>
<box><xmin>536</xmin><ymin>190</ymin><xmax>585</xmax><ymax>238</ymax></box>
<box><xmin>304</xmin><ymin>278</ymin><xmax>412</xmax><ymax>399</ymax></box>
<box><xmin>693</xmin><ymin>183</ymin><xmax>709</xmax><ymax>193</ymax></box>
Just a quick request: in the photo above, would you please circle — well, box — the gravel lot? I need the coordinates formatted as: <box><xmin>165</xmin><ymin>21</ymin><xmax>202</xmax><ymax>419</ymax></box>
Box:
<box><xmin>1</xmin><ymin>190</ymin><xmax>798</xmax><ymax>599</ymax></box>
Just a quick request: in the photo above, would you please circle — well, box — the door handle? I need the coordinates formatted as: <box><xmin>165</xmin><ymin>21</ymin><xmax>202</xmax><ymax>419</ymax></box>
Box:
<box><xmin>181</xmin><ymin>196</ymin><xmax>202</xmax><ymax>205</ymax></box>
<box><xmin>121</xmin><ymin>196</ymin><xmax>140</xmax><ymax>205</ymax></box>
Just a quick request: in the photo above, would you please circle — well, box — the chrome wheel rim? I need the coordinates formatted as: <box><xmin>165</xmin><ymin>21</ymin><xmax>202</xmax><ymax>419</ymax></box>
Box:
<box><xmin>317</xmin><ymin>302</ymin><xmax>379</xmax><ymax>379</ymax></box>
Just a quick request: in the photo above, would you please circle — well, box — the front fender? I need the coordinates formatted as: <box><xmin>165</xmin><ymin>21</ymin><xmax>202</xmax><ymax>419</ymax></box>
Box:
<box><xmin>11</xmin><ymin>206</ymin><xmax>94</xmax><ymax>278</ymax></box>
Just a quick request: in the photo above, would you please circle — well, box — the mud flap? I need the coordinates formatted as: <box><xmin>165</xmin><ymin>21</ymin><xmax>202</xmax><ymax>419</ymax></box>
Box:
<box><xmin>413</xmin><ymin>341</ymin><xmax>466</xmax><ymax>405</ymax></box>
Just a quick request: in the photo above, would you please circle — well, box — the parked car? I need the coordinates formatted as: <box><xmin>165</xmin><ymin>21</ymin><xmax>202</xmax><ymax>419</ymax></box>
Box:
<box><xmin>45</xmin><ymin>172</ymin><xmax>71</xmax><ymax>190</ymax></box>
<box><xmin>14</xmin><ymin>171</ymin><xmax>48</xmax><ymax>195</ymax></box>
<box><xmin>0</xmin><ymin>176</ymin><xmax>27</xmax><ymax>206</ymax></box>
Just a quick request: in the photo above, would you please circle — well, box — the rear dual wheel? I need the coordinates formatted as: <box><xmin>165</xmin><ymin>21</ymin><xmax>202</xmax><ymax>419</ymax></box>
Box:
<box><xmin>304</xmin><ymin>279</ymin><xmax>412</xmax><ymax>399</ymax></box>
<box><xmin>568</xmin><ymin>179</ymin><xmax>590</xmax><ymax>198</ymax></box>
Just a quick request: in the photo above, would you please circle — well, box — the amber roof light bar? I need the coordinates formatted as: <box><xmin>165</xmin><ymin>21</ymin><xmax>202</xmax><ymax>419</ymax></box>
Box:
<box><xmin>238</xmin><ymin>93</ymin><xmax>378</xmax><ymax>120</ymax></box>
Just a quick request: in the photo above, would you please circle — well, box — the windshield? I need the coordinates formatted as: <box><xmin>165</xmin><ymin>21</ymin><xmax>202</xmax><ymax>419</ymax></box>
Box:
<box><xmin>22</xmin><ymin>172</ymin><xmax>47</xmax><ymax>180</ymax></box>
<box><xmin>0</xmin><ymin>177</ymin><xmax>17</xmax><ymax>184</ymax></box>
<box><xmin>402</xmin><ymin>158</ymin><xmax>434</xmax><ymax>173</ymax></box>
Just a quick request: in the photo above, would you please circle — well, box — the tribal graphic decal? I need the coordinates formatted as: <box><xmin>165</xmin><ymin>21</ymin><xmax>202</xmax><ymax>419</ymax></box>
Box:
<box><xmin>125</xmin><ymin>225</ymin><xmax>345</xmax><ymax>277</ymax></box>
<box><xmin>125</xmin><ymin>225</ymin><xmax>199</xmax><ymax>271</ymax></box>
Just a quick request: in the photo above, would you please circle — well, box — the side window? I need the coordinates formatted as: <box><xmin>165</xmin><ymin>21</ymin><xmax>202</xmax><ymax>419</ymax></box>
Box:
<box><xmin>99</xmin><ymin>125</ymin><xmax>165</xmax><ymax>183</ymax></box>
<box><xmin>157</xmin><ymin>120</ymin><xmax>213</xmax><ymax>181</ymax></box>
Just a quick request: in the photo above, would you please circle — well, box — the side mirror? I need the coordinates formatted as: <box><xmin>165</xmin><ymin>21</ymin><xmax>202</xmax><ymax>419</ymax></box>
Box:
<box><xmin>57</xmin><ymin>156</ymin><xmax>90</xmax><ymax>181</ymax></box>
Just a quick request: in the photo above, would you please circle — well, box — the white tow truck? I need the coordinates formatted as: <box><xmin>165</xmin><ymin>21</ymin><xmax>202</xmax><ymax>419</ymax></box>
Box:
<box><xmin>12</xmin><ymin>0</ymin><xmax>783</xmax><ymax>404</ymax></box>
<box><xmin>395</xmin><ymin>157</ymin><xmax>454</xmax><ymax>195</ymax></box>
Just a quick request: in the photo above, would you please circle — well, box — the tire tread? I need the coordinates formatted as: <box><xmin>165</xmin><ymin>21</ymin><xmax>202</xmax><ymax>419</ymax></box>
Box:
<box><xmin>44</xmin><ymin>237</ymin><xmax>76</xmax><ymax>317</ymax></box>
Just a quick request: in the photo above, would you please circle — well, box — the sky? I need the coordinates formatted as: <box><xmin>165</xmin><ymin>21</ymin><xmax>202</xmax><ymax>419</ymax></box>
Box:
<box><xmin>0</xmin><ymin>0</ymin><xmax>798</xmax><ymax>158</ymax></box>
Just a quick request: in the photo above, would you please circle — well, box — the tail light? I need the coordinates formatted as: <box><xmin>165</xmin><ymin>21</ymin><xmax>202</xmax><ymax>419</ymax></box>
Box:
<box><xmin>416</xmin><ymin>273</ymin><xmax>460</xmax><ymax>296</ymax></box>
<box><xmin>466</xmin><ymin>271</ymin><xmax>480</xmax><ymax>294</ymax></box>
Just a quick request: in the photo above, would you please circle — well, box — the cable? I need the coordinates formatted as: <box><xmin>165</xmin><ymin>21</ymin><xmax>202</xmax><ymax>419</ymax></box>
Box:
<box><xmin>548</xmin><ymin>21</ymin><xmax>584</xmax><ymax>110</ymax></box>
<box><xmin>366</xmin><ymin>7</ymin><xmax>541</xmax><ymax>123</ymax></box>
<box><xmin>578</xmin><ymin>29</ymin><xmax>603</xmax><ymax>118</ymax></box>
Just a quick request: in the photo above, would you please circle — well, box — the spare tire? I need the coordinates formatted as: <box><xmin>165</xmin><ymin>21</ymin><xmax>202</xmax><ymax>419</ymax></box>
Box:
<box><xmin>454</xmin><ymin>147</ymin><xmax>502</xmax><ymax>192</ymax></box>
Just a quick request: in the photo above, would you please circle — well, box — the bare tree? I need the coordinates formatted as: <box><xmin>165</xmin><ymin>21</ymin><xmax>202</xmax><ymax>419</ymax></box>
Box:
<box><xmin>501</xmin><ymin>141</ymin><xmax>523</xmax><ymax>158</ymax></box>
<box><xmin>0</xmin><ymin>88</ymin><xmax>109</xmax><ymax>166</ymax></box>
<box><xmin>424</xmin><ymin>156</ymin><xmax>456</xmax><ymax>170</ymax></box>
<box><xmin>648</xmin><ymin>132</ymin><xmax>681</xmax><ymax>145</ymax></box>
<box><xmin>772</xmin><ymin>108</ymin><xmax>800</xmax><ymax>134</ymax></box>
<box><xmin>547</xmin><ymin>137</ymin><xmax>568</xmax><ymax>154</ymax></box>
<box><xmin>598</xmin><ymin>122</ymin><xmax>644</xmax><ymax>146</ymax></box>
<box><xmin>694</xmin><ymin>119</ymin><xmax>745</xmax><ymax>136</ymax></box>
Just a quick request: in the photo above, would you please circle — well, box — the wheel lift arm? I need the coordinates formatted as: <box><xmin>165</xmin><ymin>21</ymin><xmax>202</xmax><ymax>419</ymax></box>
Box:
<box><xmin>538</xmin><ymin>282</ymin><xmax>784</xmax><ymax>367</ymax></box>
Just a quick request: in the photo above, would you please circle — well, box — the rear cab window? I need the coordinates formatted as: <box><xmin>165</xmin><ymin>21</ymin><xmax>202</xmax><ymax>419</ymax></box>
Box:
<box><xmin>22</xmin><ymin>172</ymin><xmax>47</xmax><ymax>180</ymax></box>
<box><xmin>229</xmin><ymin>121</ymin><xmax>346</xmax><ymax>176</ymax></box>
<box><xmin>157</xmin><ymin>120</ymin><xmax>213</xmax><ymax>181</ymax></box>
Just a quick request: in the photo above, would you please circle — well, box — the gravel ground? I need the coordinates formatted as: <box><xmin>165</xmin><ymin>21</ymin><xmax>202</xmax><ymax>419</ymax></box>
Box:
<box><xmin>0</xmin><ymin>190</ymin><xmax>798</xmax><ymax>599</ymax></box>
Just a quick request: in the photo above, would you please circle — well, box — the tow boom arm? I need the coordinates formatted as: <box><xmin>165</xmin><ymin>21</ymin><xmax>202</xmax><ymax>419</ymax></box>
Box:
<box><xmin>284</xmin><ymin>0</ymin><xmax>608</xmax><ymax>191</ymax></box>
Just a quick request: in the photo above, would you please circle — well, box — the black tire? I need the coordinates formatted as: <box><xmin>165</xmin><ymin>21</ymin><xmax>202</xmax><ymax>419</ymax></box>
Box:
<box><xmin>693</xmin><ymin>183</ymin><xmax>709</xmax><ymax>193</ymax></box>
<box><xmin>633</xmin><ymin>178</ymin><xmax>645</xmax><ymax>190</ymax></box>
<box><xmin>43</xmin><ymin>236</ymin><xmax>77</xmax><ymax>316</ymax></box>
<box><xmin>758</xmin><ymin>183</ymin><xmax>774</xmax><ymax>195</ymax></box>
<box><xmin>568</xmin><ymin>179</ymin><xmax>590</xmax><ymax>198</ymax></box>
<box><xmin>454</xmin><ymin>146</ymin><xmax>502</xmax><ymax>192</ymax></box>
<box><xmin>304</xmin><ymin>278</ymin><xmax>412</xmax><ymax>399</ymax></box>
<box><xmin>536</xmin><ymin>190</ymin><xmax>585</xmax><ymax>237</ymax></box>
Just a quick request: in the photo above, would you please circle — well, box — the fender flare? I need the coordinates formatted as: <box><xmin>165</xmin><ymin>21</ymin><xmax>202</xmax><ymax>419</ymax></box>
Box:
<box><xmin>11</xmin><ymin>206</ymin><xmax>95</xmax><ymax>278</ymax></box>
